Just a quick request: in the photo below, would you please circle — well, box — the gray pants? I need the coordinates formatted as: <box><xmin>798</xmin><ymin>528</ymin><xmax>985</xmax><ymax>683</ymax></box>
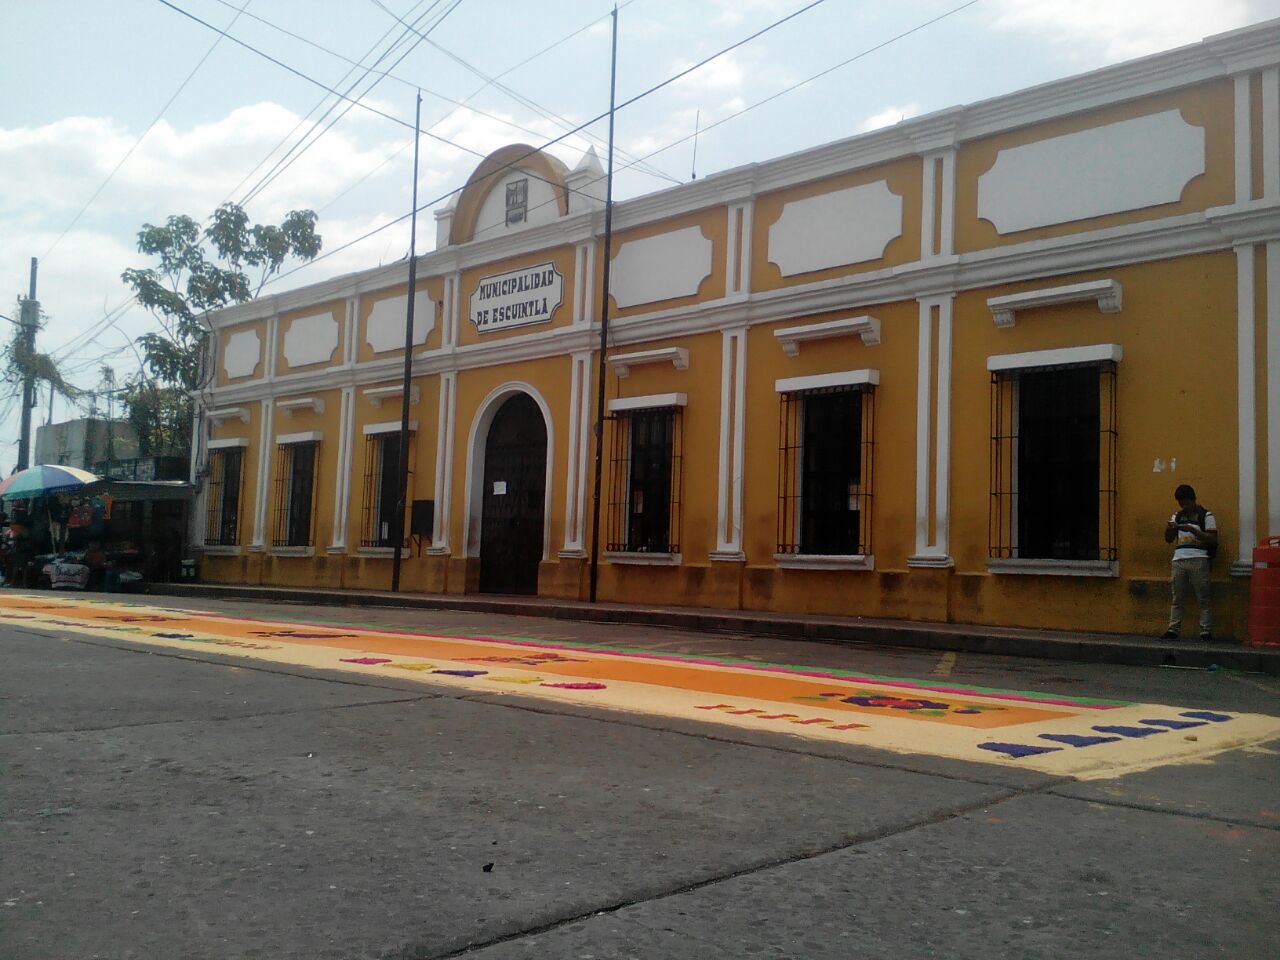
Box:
<box><xmin>1168</xmin><ymin>557</ymin><xmax>1212</xmax><ymax>636</ymax></box>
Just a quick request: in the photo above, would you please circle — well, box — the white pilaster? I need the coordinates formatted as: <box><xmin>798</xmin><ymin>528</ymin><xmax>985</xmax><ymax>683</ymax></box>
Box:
<box><xmin>933</xmin><ymin>295</ymin><xmax>954</xmax><ymax>558</ymax></box>
<box><xmin>249</xmin><ymin>398</ymin><xmax>274</xmax><ymax>548</ymax></box>
<box><xmin>430</xmin><ymin>371</ymin><xmax>457</xmax><ymax>552</ymax></box>
<box><xmin>712</xmin><ymin>327</ymin><xmax>747</xmax><ymax>558</ymax></box>
<box><xmin>921</xmin><ymin>149</ymin><xmax>957</xmax><ymax>260</ymax></box>
<box><xmin>938</xmin><ymin>149</ymin><xmax>956</xmax><ymax>257</ymax></box>
<box><xmin>329</xmin><ymin>386</ymin><xmax>355</xmax><ymax>552</ymax></box>
<box><xmin>343</xmin><ymin>297</ymin><xmax>357</xmax><ymax>364</ymax></box>
<box><xmin>1234</xmin><ymin>245</ymin><xmax>1258</xmax><ymax>574</ymax></box>
<box><xmin>1264</xmin><ymin>67</ymin><xmax>1280</xmax><ymax>200</ymax></box>
<box><xmin>560</xmin><ymin>352</ymin><xmax>592</xmax><ymax>556</ymax></box>
<box><xmin>265</xmin><ymin>314</ymin><xmax>280</xmax><ymax>379</ymax></box>
<box><xmin>912</xmin><ymin>304</ymin><xmax>933</xmax><ymax>557</ymax></box>
<box><xmin>1268</xmin><ymin>240</ymin><xmax>1280</xmax><ymax>538</ymax></box>
<box><xmin>909</xmin><ymin>296</ymin><xmax>955</xmax><ymax>566</ymax></box>
<box><xmin>726</xmin><ymin>202</ymin><xmax>753</xmax><ymax>300</ymax></box>
<box><xmin>1235</xmin><ymin>74</ymin><xmax>1254</xmax><ymax>204</ymax></box>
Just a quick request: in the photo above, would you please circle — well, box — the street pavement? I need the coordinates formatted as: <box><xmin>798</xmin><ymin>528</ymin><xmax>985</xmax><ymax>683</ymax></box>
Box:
<box><xmin>1</xmin><ymin>590</ymin><xmax>1277</xmax><ymax>959</ymax></box>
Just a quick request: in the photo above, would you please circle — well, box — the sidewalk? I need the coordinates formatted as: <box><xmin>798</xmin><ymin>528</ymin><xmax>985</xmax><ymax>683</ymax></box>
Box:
<box><xmin>148</xmin><ymin>581</ymin><xmax>1280</xmax><ymax>676</ymax></box>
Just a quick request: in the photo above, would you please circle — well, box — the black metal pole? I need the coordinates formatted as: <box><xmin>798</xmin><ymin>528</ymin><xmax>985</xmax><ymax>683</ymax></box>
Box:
<box><xmin>390</xmin><ymin>91</ymin><xmax>422</xmax><ymax>593</ymax></box>
<box><xmin>588</xmin><ymin>6</ymin><xmax>619</xmax><ymax>603</ymax></box>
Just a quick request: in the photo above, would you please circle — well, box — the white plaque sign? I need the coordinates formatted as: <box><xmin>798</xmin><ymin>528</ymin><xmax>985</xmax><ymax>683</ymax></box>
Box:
<box><xmin>469</xmin><ymin>262</ymin><xmax>564</xmax><ymax>333</ymax></box>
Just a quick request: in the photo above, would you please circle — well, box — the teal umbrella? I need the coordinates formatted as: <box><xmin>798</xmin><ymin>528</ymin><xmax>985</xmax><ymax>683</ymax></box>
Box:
<box><xmin>0</xmin><ymin>464</ymin><xmax>100</xmax><ymax>500</ymax></box>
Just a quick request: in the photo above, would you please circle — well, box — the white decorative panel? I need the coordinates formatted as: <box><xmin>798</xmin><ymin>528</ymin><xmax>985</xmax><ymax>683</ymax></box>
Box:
<box><xmin>222</xmin><ymin>330</ymin><xmax>261</xmax><ymax>380</ymax></box>
<box><xmin>768</xmin><ymin>181</ymin><xmax>902</xmax><ymax>277</ymax></box>
<box><xmin>610</xmin><ymin>226</ymin><xmax>712</xmax><ymax>308</ymax></box>
<box><xmin>978</xmin><ymin>110</ymin><xmax>1206</xmax><ymax>234</ymax></box>
<box><xmin>282</xmin><ymin>312</ymin><xmax>338</xmax><ymax>368</ymax></box>
<box><xmin>366</xmin><ymin>291</ymin><xmax>435</xmax><ymax>353</ymax></box>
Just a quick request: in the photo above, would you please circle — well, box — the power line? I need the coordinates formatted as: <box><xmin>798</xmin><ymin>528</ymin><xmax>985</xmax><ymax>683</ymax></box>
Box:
<box><xmin>237</xmin><ymin>0</ymin><xmax>462</xmax><ymax>208</ymax></box>
<box><xmin>262</xmin><ymin>0</ymin><xmax>834</xmax><ymax>289</ymax></box>
<box><xmin>367</xmin><ymin>0</ymin><xmax>678</xmax><ymax>186</ymax></box>
<box><xmin>40</xmin><ymin>0</ymin><xmax>256</xmax><ymax>265</ymax></box>
<box><xmin>222</xmin><ymin>0</ymin><xmax>443</xmax><ymax>206</ymax></box>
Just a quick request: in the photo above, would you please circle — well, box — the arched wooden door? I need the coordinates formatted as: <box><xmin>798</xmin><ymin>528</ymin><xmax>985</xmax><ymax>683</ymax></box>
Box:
<box><xmin>479</xmin><ymin>393</ymin><xmax>547</xmax><ymax>594</ymax></box>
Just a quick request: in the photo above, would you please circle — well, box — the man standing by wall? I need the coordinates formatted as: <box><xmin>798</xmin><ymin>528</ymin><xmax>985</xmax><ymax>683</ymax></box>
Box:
<box><xmin>1162</xmin><ymin>484</ymin><xmax>1218</xmax><ymax>642</ymax></box>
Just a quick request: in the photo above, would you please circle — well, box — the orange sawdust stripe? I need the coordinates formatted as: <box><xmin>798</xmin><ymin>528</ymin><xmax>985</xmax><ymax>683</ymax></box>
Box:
<box><xmin>11</xmin><ymin>598</ymin><xmax>1072</xmax><ymax>728</ymax></box>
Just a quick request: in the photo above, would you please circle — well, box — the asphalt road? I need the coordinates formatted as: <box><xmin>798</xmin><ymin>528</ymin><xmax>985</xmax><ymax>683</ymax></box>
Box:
<box><xmin>2</xmin><ymin>593</ymin><xmax>1277</xmax><ymax>960</ymax></box>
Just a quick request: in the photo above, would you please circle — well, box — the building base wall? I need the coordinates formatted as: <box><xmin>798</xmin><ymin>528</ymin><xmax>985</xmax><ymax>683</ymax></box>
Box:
<box><xmin>194</xmin><ymin>553</ymin><xmax>1252</xmax><ymax>642</ymax></box>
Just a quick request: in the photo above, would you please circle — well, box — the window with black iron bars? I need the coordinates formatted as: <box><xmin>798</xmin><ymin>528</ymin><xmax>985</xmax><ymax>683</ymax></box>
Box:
<box><xmin>271</xmin><ymin>441</ymin><xmax>318</xmax><ymax>548</ymax></box>
<box><xmin>777</xmin><ymin>385</ymin><xmax>875</xmax><ymax>556</ymax></box>
<box><xmin>360</xmin><ymin>432</ymin><xmax>413</xmax><ymax>548</ymax></box>
<box><xmin>989</xmin><ymin>361</ymin><xmax>1117</xmax><ymax>561</ymax></box>
<box><xmin>606</xmin><ymin>406</ymin><xmax>683</xmax><ymax>554</ymax></box>
<box><xmin>204</xmin><ymin>447</ymin><xmax>243</xmax><ymax>546</ymax></box>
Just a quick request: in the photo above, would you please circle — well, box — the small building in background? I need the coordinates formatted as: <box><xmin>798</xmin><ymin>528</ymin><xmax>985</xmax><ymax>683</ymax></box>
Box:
<box><xmin>34</xmin><ymin>417</ymin><xmax>139</xmax><ymax>471</ymax></box>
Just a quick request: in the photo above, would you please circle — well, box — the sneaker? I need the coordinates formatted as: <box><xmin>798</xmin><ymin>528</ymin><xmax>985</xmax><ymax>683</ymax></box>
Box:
<box><xmin>1199</xmin><ymin>633</ymin><xmax>1213</xmax><ymax>643</ymax></box>
<box><xmin>1160</xmin><ymin>630</ymin><xmax>1180</xmax><ymax>640</ymax></box>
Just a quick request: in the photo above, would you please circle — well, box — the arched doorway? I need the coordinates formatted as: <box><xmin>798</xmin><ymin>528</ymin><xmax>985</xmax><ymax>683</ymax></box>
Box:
<box><xmin>478</xmin><ymin>393</ymin><xmax>547</xmax><ymax>594</ymax></box>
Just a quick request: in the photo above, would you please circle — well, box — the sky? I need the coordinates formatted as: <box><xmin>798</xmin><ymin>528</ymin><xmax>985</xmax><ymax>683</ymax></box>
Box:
<box><xmin>3</xmin><ymin>0</ymin><xmax>1280</xmax><ymax>470</ymax></box>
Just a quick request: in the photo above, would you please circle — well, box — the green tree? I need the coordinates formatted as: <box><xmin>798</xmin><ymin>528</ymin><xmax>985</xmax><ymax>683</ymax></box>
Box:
<box><xmin>120</xmin><ymin>203</ymin><xmax>322</xmax><ymax>455</ymax></box>
<box><xmin>2</xmin><ymin>300</ymin><xmax>81</xmax><ymax>420</ymax></box>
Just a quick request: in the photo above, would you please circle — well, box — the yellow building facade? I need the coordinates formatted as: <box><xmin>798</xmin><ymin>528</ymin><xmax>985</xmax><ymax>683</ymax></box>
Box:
<box><xmin>195</xmin><ymin>21</ymin><xmax>1280</xmax><ymax>640</ymax></box>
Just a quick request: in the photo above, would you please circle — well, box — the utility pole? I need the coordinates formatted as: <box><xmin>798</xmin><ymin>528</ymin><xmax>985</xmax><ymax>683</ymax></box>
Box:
<box><xmin>390</xmin><ymin>91</ymin><xmax>422</xmax><ymax>593</ymax></box>
<box><xmin>16</xmin><ymin>257</ymin><xmax>39</xmax><ymax>472</ymax></box>
<box><xmin>588</xmin><ymin>5</ymin><xmax>620</xmax><ymax>603</ymax></box>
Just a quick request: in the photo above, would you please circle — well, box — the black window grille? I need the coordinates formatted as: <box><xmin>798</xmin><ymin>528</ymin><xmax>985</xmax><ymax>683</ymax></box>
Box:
<box><xmin>360</xmin><ymin>432</ymin><xmax>413</xmax><ymax>548</ymax></box>
<box><xmin>989</xmin><ymin>361</ymin><xmax>1118</xmax><ymax>561</ymax></box>
<box><xmin>777</xmin><ymin>385</ymin><xmax>875</xmax><ymax>556</ymax></box>
<box><xmin>204</xmin><ymin>447</ymin><xmax>243</xmax><ymax>546</ymax></box>
<box><xmin>505</xmin><ymin>178</ymin><xmax>528</xmax><ymax>225</ymax></box>
<box><xmin>606</xmin><ymin>406</ymin><xmax>683</xmax><ymax>553</ymax></box>
<box><xmin>271</xmin><ymin>441</ymin><xmax>318</xmax><ymax>547</ymax></box>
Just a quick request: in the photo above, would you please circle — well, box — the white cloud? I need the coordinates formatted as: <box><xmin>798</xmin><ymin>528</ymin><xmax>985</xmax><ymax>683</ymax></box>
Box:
<box><xmin>859</xmin><ymin>103</ymin><xmax>923</xmax><ymax>133</ymax></box>
<box><xmin>706</xmin><ymin>0</ymin><xmax>795</xmax><ymax>27</ymax></box>
<box><xmin>671</xmin><ymin>51</ymin><xmax>747</xmax><ymax>97</ymax></box>
<box><xmin>987</xmin><ymin>0</ymin><xmax>1264</xmax><ymax>62</ymax></box>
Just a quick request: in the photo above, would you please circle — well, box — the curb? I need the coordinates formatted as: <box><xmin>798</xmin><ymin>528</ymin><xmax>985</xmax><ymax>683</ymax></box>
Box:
<box><xmin>146</xmin><ymin>582</ymin><xmax>1280</xmax><ymax>676</ymax></box>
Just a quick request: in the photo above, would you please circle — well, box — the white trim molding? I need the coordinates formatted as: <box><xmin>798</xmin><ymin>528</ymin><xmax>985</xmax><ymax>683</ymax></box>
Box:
<box><xmin>249</xmin><ymin>398</ymin><xmax>274</xmax><ymax>548</ymax></box>
<box><xmin>987</xmin><ymin>343</ymin><xmax>1123</xmax><ymax>372</ymax></box>
<box><xmin>607</xmin><ymin>392</ymin><xmax>688</xmax><ymax>413</ymax></box>
<box><xmin>329</xmin><ymin>386</ymin><xmax>355</xmax><ymax>553</ymax></box>
<box><xmin>207</xmin><ymin>406</ymin><xmax>250</xmax><ymax>425</ymax></box>
<box><xmin>775</xmin><ymin>368</ymin><xmax>879</xmax><ymax>393</ymax></box>
<box><xmin>561</xmin><ymin>353</ymin><xmax>592</xmax><ymax>555</ymax></box>
<box><xmin>276</xmin><ymin>431</ymin><xmax>322</xmax><ymax>445</ymax></box>
<box><xmin>608</xmin><ymin>346</ymin><xmax>689</xmax><ymax>378</ymax></box>
<box><xmin>987</xmin><ymin>279</ymin><xmax>1123</xmax><ymax>328</ymax></box>
<box><xmin>364</xmin><ymin>419</ymin><xmax>418</xmax><ymax>435</ymax></box>
<box><xmin>277</xmin><ymin>396</ymin><xmax>325</xmax><ymax>417</ymax></box>
<box><xmin>987</xmin><ymin>558</ymin><xmax>1119</xmax><ymax>578</ymax></box>
<box><xmin>207</xmin><ymin>437</ymin><xmax>250</xmax><ymax>450</ymax></box>
<box><xmin>910</xmin><ymin>295</ymin><xmax>955</xmax><ymax>566</ymax></box>
<box><xmin>1234</xmin><ymin>245</ymin><xmax>1258</xmax><ymax>574</ymax></box>
<box><xmin>431</xmin><ymin>371</ymin><xmax>457</xmax><ymax>553</ymax></box>
<box><xmin>774</xmin><ymin>315</ymin><xmax>881</xmax><ymax>356</ymax></box>
<box><xmin>364</xmin><ymin>384</ymin><xmax>420</xmax><ymax>407</ymax></box>
<box><xmin>604</xmin><ymin>551</ymin><xmax>683</xmax><ymax>566</ymax></box>
<box><xmin>774</xmin><ymin>553</ymin><xmax>875</xmax><ymax>571</ymax></box>
<box><xmin>715</xmin><ymin>328</ymin><xmax>747</xmax><ymax>557</ymax></box>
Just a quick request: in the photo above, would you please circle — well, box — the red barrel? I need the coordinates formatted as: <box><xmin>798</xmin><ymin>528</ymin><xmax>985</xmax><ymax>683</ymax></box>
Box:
<box><xmin>1246</xmin><ymin>537</ymin><xmax>1280</xmax><ymax>647</ymax></box>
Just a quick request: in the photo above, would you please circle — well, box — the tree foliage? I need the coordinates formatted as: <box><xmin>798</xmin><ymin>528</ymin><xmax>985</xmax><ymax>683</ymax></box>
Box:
<box><xmin>2</xmin><ymin>300</ymin><xmax>81</xmax><ymax>407</ymax></box>
<box><xmin>120</xmin><ymin>204</ymin><xmax>321</xmax><ymax>455</ymax></box>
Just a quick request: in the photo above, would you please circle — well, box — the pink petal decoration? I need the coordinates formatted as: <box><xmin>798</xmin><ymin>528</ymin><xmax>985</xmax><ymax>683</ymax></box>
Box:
<box><xmin>540</xmin><ymin>681</ymin><xmax>607</xmax><ymax>690</ymax></box>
